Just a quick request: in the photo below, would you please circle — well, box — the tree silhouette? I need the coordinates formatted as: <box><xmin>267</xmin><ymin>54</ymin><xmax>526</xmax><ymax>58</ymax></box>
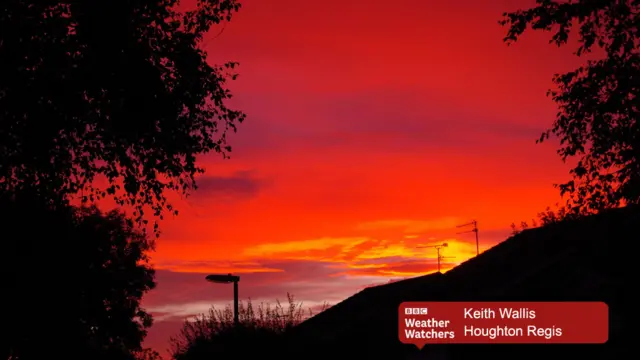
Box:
<box><xmin>500</xmin><ymin>1</ymin><xmax>640</xmax><ymax>214</ymax></box>
<box><xmin>1</xmin><ymin>191</ymin><xmax>156</xmax><ymax>360</ymax></box>
<box><xmin>134</xmin><ymin>348</ymin><xmax>165</xmax><ymax>360</ymax></box>
<box><xmin>0</xmin><ymin>0</ymin><xmax>246</xmax><ymax>232</ymax></box>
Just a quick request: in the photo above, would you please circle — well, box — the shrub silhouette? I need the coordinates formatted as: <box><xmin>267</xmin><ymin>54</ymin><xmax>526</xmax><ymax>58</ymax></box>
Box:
<box><xmin>170</xmin><ymin>294</ymin><xmax>329</xmax><ymax>360</ymax></box>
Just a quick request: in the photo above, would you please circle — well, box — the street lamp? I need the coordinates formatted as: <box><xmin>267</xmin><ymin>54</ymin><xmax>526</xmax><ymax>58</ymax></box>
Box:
<box><xmin>205</xmin><ymin>273</ymin><xmax>240</xmax><ymax>325</ymax></box>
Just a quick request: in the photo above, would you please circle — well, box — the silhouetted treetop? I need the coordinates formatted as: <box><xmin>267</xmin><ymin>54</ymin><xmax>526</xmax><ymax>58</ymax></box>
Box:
<box><xmin>0</xmin><ymin>0</ymin><xmax>245</xmax><ymax>231</ymax></box>
<box><xmin>500</xmin><ymin>0</ymin><xmax>640</xmax><ymax>214</ymax></box>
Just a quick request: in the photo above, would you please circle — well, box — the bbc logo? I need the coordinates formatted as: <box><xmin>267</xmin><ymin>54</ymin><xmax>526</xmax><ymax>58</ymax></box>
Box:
<box><xmin>405</xmin><ymin>307</ymin><xmax>428</xmax><ymax>315</ymax></box>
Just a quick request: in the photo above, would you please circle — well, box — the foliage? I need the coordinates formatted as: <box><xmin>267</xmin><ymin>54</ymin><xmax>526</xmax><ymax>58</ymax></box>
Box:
<box><xmin>1</xmin><ymin>191</ymin><xmax>156</xmax><ymax>360</ymax></box>
<box><xmin>536</xmin><ymin>203</ymin><xmax>586</xmax><ymax>225</ymax></box>
<box><xmin>170</xmin><ymin>294</ymin><xmax>330</xmax><ymax>360</ymax></box>
<box><xmin>0</xmin><ymin>0</ymin><xmax>246</xmax><ymax>233</ymax></box>
<box><xmin>500</xmin><ymin>0</ymin><xmax>640</xmax><ymax>214</ymax></box>
<box><xmin>510</xmin><ymin>203</ymin><xmax>588</xmax><ymax>234</ymax></box>
<box><xmin>134</xmin><ymin>348</ymin><xmax>165</xmax><ymax>360</ymax></box>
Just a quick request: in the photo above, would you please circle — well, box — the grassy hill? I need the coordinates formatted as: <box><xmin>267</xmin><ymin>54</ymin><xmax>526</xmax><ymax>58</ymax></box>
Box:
<box><xmin>283</xmin><ymin>206</ymin><xmax>634</xmax><ymax>359</ymax></box>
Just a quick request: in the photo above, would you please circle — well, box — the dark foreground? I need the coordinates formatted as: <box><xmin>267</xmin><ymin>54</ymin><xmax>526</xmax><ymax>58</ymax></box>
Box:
<box><xmin>281</xmin><ymin>206</ymin><xmax>633</xmax><ymax>359</ymax></box>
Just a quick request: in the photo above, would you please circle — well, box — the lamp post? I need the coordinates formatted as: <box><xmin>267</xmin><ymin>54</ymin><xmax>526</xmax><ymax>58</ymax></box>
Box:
<box><xmin>205</xmin><ymin>273</ymin><xmax>240</xmax><ymax>325</ymax></box>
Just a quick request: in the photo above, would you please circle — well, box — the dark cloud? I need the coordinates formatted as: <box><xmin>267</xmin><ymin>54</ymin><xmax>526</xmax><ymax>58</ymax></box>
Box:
<box><xmin>193</xmin><ymin>171</ymin><xmax>265</xmax><ymax>200</ymax></box>
<box><xmin>154</xmin><ymin>260</ymin><xmax>282</xmax><ymax>273</ymax></box>
<box><xmin>315</xmin><ymin>88</ymin><xmax>545</xmax><ymax>147</ymax></box>
<box><xmin>220</xmin><ymin>88</ymin><xmax>546</xmax><ymax>158</ymax></box>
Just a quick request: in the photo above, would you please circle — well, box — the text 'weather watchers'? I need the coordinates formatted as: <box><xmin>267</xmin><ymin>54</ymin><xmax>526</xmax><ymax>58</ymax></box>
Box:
<box><xmin>398</xmin><ymin>302</ymin><xmax>608</xmax><ymax>349</ymax></box>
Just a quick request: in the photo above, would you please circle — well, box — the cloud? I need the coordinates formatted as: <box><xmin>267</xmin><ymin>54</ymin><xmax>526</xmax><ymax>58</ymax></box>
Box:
<box><xmin>179</xmin><ymin>233</ymin><xmax>486</xmax><ymax>279</ymax></box>
<box><xmin>155</xmin><ymin>260</ymin><xmax>284</xmax><ymax>274</ymax></box>
<box><xmin>192</xmin><ymin>171</ymin><xmax>265</xmax><ymax>200</ymax></box>
<box><xmin>354</xmin><ymin>217</ymin><xmax>462</xmax><ymax>233</ymax></box>
<box><xmin>189</xmin><ymin>232</ymin><xmax>495</xmax><ymax>278</ymax></box>
<box><xmin>343</xmin><ymin>260</ymin><xmax>449</xmax><ymax>277</ymax></box>
<box><xmin>218</xmin><ymin>83</ymin><xmax>549</xmax><ymax>161</ymax></box>
<box><xmin>241</xmin><ymin>237</ymin><xmax>372</xmax><ymax>260</ymax></box>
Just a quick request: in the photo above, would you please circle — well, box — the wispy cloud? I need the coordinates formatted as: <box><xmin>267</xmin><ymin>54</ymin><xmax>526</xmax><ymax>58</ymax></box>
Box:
<box><xmin>155</xmin><ymin>260</ymin><xmax>283</xmax><ymax>274</ymax></box>
<box><xmin>354</xmin><ymin>217</ymin><xmax>463</xmax><ymax>233</ymax></box>
<box><xmin>241</xmin><ymin>237</ymin><xmax>371</xmax><ymax>260</ymax></box>
<box><xmin>193</xmin><ymin>171</ymin><xmax>266</xmax><ymax>201</ymax></box>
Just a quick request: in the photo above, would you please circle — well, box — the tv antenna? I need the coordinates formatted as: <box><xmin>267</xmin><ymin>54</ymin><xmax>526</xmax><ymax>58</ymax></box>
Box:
<box><xmin>416</xmin><ymin>242</ymin><xmax>451</xmax><ymax>273</ymax></box>
<box><xmin>456</xmin><ymin>220</ymin><xmax>479</xmax><ymax>256</ymax></box>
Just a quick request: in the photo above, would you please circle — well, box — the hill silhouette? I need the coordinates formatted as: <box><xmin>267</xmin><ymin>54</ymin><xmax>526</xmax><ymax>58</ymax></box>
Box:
<box><xmin>284</xmin><ymin>206</ymin><xmax>633</xmax><ymax>359</ymax></box>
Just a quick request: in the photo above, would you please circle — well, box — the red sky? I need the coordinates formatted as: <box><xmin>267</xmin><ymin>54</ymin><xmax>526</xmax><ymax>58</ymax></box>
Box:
<box><xmin>141</xmin><ymin>0</ymin><xmax>586</xmax><ymax>355</ymax></box>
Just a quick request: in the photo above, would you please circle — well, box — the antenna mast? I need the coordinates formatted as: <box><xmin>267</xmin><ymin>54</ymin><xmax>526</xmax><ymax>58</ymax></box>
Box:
<box><xmin>456</xmin><ymin>220</ymin><xmax>479</xmax><ymax>256</ymax></box>
<box><xmin>416</xmin><ymin>243</ymin><xmax>452</xmax><ymax>273</ymax></box>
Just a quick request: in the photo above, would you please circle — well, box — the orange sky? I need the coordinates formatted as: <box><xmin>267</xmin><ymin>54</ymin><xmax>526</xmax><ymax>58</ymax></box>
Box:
<box><xmin>141</xmin><ymin>0</ymin><xmax>587</xmax><ymax>354</ymax></box>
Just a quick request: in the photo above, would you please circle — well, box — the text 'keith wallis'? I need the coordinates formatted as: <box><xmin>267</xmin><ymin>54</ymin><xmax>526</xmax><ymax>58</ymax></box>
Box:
<box><xmin>464</xmin><ymin>308</ymin><xmax>536</xmax><ymax>319</ymax></box>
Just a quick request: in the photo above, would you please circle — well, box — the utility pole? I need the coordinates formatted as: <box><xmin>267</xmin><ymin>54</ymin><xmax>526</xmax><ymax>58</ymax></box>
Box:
<box><xmin>417</xmin><ymin>243</ymin><xmax>451</xmax><ymax>273</ymax></box>
<box><xmin>456</xmin><ymin>220</ymin><xmax>479</xmax><ymax>256</ymax></box>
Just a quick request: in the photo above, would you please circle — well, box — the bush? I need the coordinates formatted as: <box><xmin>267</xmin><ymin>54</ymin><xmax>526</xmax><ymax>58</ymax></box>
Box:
<box><xmin>170</xmin><ymin>293</ymin><xmax>329</xmax><ymax>359</ymax></box>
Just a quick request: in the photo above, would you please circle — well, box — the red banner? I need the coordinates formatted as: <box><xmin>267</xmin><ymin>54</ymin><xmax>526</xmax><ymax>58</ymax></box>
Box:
<box><xmin>398</xmin><ymin>302</ymin><xmax>608</xmax><ymax>348</ymax></box>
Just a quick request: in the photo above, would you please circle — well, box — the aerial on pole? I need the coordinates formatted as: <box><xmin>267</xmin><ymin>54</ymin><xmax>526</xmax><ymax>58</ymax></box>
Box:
<box><xmin>456</xmin><ymin>220</ymin><xmax>479</xmax><ymax>256</ymax></box>
<box><xmin>416</xmin><ymin>242</ymin><xmax>454</xmax><ymax>273</ymax></box>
